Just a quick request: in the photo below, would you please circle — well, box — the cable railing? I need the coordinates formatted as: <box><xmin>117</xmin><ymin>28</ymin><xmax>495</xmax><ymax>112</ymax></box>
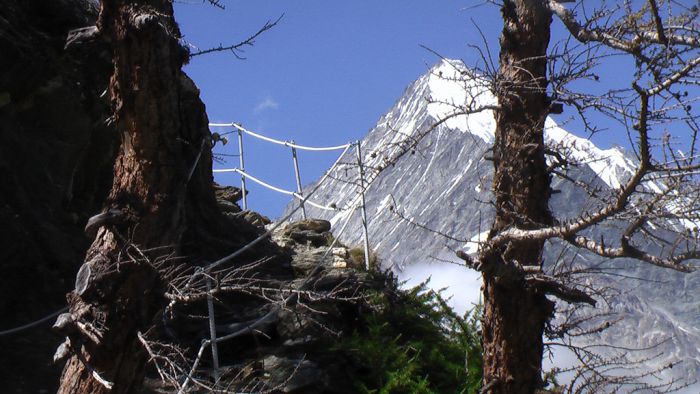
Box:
<box><xmin>177</xmin><ymin>171</ymin><xmax>367</xmax><ymax>392</ymax></box>
<box><xmin>213</xmin><ymin>168</ymin><xmax>339</xmax><ymax>212</ymax></box>
<box><xmin>210</xmin><ymin>122</ymin><xmax>353</xmax><ymax>152</ymax></box>
<box><xmin>173</xmin><ymin>122</ymin><xmax>375</xmax><ymax>391</ymax></box>
<box><xmin>1</xmin><ymin>122</ymin><xmax>375</xmax><ymax>394</ymax></box>
<box><xmin>209</xmin><ymin>122</ymin><xmax>370</xmax><ymax>268</ymax></box>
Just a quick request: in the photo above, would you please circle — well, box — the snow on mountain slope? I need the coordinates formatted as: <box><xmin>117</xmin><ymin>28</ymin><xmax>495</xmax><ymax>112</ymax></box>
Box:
<box><xmin>283</xmin><ymin>59</ymin><xmax>700</xmax><ymax>388</ymax></box>
<box><xmin>427</xmin><ymin>60</ymin><xmax>638</xmax><ymax>189</ymax></box>
<box><xmin>544</xmin><ymin>118</ymin><xmax>637</xmax><ymax>189</ymax></box>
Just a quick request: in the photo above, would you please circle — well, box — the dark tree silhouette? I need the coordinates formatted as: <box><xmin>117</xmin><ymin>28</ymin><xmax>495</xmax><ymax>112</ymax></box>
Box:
<box><xmin>469</xmin><ymin>1</ymin><xmax>700</xmax><ymax>392</ymax></box>
<box><xmin>365</xmin><ymin>1</ymin><xmax>700</xmax><ymax>392</ymax></box>
<box><xmin>55</xmin><ymin>1</ymin><xmax>267</xmax><ymax>392</ymax></box>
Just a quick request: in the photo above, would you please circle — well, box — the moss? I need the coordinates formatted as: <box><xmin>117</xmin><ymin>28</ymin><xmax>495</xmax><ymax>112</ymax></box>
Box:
<box><xmin>333</xmin><ymin>272</ymin><xmax>483</xmax><ymax>393</ymax></box>
<box><xmin>348</xmin><ymin>247</ymin><xmax>380</xmax><ymax>270</ymax></box>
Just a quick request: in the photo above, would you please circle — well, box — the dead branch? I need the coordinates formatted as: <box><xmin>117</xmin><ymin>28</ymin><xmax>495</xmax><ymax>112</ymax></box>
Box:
<box><xmin>189</xmin><ymin>14</ymin><xmax>283</xmax><ymax>59</ymax></box>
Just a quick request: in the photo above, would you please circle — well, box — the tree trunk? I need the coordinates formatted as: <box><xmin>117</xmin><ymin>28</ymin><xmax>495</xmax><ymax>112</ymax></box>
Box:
<box><xmin>56</xmin><ymin>1</ymin><xmax>235</xmax><ymax>392</ymax></box>
<box><xmin>480</xmin><ymin>1</ymin><xmax>554</xmax><ymax>393</ymax></box>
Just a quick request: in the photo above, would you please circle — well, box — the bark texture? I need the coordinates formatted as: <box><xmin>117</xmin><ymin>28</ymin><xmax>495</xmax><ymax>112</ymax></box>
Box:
<box><xmin>56</xmin><ymin>1</ymin><xmax>242</xmax><ymax>392</ymax></box>
<box><xmin>481</xmin><ymin>0</ymin><xmax>554</xmax><ymax>393</ymax></box>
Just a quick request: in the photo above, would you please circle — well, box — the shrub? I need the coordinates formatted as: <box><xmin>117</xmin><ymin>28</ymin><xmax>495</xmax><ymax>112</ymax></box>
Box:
<box><xmin>348</xmin><ymin>247</ymin><xmax>380</xmax><ymax>270</ymax></box>
<box><xmin>335</xmin><ymin>273</ymin><xmax>482</xmax><ymax>393</ymax></box>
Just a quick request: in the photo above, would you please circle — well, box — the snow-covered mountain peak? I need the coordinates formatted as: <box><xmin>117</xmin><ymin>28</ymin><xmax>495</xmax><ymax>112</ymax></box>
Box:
<box><xmin>425</xmin><ymin>59</ymin><xmax>496</xmax><ymax>143</ymax></box>
<box><xmin>422</xmin><ymin>59</ymin><xmax>636</xmax><ymax>189</ymax></box>
<box><xmin>285</xmin><ymin>59</ymin><xmax>700</xmax><ymax>390</ymax></box>
<box><xmin>544</xmin><ymin>118</ymin><xmax>636</xmax><ymax>189</ymax></box>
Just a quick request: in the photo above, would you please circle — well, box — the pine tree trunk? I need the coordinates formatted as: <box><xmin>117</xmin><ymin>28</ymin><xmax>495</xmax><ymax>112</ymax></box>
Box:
<box><xmin>56</xmin><ymin>1</ymin><xmax>232</xmax><ymax>392</ymax></box>
<box><xmin>480</xmin><ymin>1</ymin><xmax>554</xmax><ymax>393</ymax></box>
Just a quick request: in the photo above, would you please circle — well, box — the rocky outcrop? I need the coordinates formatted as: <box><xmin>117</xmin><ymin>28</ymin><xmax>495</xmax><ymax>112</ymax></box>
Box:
<box><xmin>214</xmin><ymin>184</ymin><xmax>245</xmax><ymax>214</ymax></box>
<box><xmin>281</xmin><ymin>219</ymin><xmax>333</xmax><ymax>248</ymax></box>
<box><xmin>223</xmin><ymin>219</ymin><xmax>367</xmax><ymax>393</ymax></box>
<box><xmin>142</xmin><ymin>215</ymin><xmax>374</xmax><ymax>393</ymax></box>
<box><xmin>0</xmin><ymin>0</ymin><xmax>116</xmax><ymax>392</ymax></box>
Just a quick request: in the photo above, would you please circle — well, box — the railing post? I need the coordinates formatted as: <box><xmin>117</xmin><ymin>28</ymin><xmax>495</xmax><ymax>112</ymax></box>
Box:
<box><xmin>290</xmin><ymin>142</ymin><xmax>307</xmax><ymax>219</ymax></box>
<box><xmin>206</xmin><ymin>276</ymin><xmax>220</xmax><ymax>382</ymax></box>
<box><xmin>237</xmin><ymin>127</ymin><xmax>247</xmax><ymax>210</ymax></box>
<box><xmin>355</xmin><ymin>141</ymin><xmax>371</xmax><ymax>270</ymax></box>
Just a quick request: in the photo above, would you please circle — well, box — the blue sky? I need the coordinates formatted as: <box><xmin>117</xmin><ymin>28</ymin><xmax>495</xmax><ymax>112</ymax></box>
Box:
<box><xmin>173</xmin><ymin>1</ymin><xmax>653</xmax><ymax>218</ymax></box>
<box><xmin>174</xmin><ymin>1</ymin><xmax>504</xmax><ymax>217</ymax></box>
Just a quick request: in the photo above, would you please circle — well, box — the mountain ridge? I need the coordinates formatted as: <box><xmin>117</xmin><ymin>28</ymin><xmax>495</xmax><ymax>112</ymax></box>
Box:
<box><xmin>283</xmin><ymin>59</ymin><xmax>700</xmax><ymax>390</ymax></box>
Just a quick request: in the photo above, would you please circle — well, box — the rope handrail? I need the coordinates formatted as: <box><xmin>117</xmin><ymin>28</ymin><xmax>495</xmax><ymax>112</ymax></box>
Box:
<box><xmin>314</xmin><ymin>143</ymin><xmax>353</xmax><ymax>190</ymax></box>
<box><xmin>214</xmin><ymin>168</ymin><xmax>295</xmax><ymax>196</ymax></box>
<box><xmin>177</xmin><ymin>133</ymin><xmax>367</xmax><ymax>390</ymax></box>
<box><xmin>213</xmin><ymin>168</ymin><xmax>339</xmax><ymax>212</ymax></box>
<box><xmin>178</xmin><ymin>194</ymin><xmax>364</xmax><ymax>393</ymax></box>
<box><xmin>209</xmin><ymin>122</ymin><xmax>354</xmax><ymax>152</ymax></box>
<box><xmin>0</xmin><ymin>307</ymin><xmax>68</xmax><ymax>336</ymax></box>
<box><xmin>203</xmin><ymin>143</ymin><xmax>352</xmax><ymax>273</ymax></box>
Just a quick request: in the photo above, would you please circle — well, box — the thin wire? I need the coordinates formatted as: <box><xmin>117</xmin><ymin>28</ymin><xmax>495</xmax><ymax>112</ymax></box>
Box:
<box><xmin>214</xmin><ymin>168</ymin><xmax>294</xmax><ymax>195</ymax></box>
<box><xmin>186</xmin><ymin>139</ymin><xmax>206</xmax><ymax>183</ymax></box>
<box><xmin>313</xmin><ymin>144</ymin><xmax>353</xmax><ymax>189</ymax></box>
<box><xmin>293</xmin><ymin>194</ymin><xmax>339</xmax><ymax>212</ymax></box>
<box><xmin>213</xmin><ymin>168</ymin><xmax>339</xmax><ymax>212</ymax></box>
<box><xmin>0</xmin><ymin>307</ymin><xmax>68</xmax><ymax>336</ymax></box>
<box><xmin>180</xmin><ymin>176</ymin><xmax>363</xmax><ymax>389</ymax></box>
<box><xmin>178</xmin><ymin>339</ymin><xmax>208</xmax><ymax>393</ymax></box>
<box><xmin>204</xmin><ymin>145</ymin><xmax>351</xmax><ymax>273</ymax></box>
<box><xmin>319</xmin><ymin>198</ymin><xmax>361</xmax><ymax>262</ymax></box>
<box><xmin>209</xmin><ymin>123</ymin><xmax>352</xmax><ymax>151</ymax></box>
<box><xmin>205</xmin><ymin>277</ymin><xmax>220</xmax><ymax>380</ymax></box>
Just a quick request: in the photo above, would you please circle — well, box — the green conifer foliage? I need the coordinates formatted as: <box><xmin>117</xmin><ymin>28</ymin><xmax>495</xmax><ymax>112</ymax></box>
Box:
<box><xmin>336</xmin><ymin>274</ymin><xmax>483</xmax><ymax>393</ymax></box>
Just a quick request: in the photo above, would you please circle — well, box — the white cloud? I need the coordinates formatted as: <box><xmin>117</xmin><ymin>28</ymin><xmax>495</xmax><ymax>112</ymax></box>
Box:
<box><xmin>399</xmin><ymin>256</ymin><xmax>482</xmax><ymax>314</ymax></box>
<box><xmin>254</xmin><ymin>96</ymin><xmax>279</xmax><ymax>114</ymax></box>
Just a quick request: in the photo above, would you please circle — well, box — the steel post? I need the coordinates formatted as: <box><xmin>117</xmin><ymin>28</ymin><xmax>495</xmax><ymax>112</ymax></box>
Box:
<box><xmin>206</xmin><ymin>276</ymin><xmax>220</xmax><ymax>382</ymax></box>
<box><xmin>355</xmin><ymin>141</ymin><xmax>371</xmax><ymax>270</ymax></box>
<box><xmin>237</xmin><ymin>128</ymin><xmax>247</xmax><ymax>210</ymax></box>
<box><xmin>291</xmin><ymin>144</ymin><xmax>307</xmax><ymax>219</ymax></box>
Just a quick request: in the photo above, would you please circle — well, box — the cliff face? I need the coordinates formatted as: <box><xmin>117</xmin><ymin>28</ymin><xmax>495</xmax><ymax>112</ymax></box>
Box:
<box><xmin>0</xmin><ymin>0</ymin><xmax>116</xmax><ymax>391</ymax></box>
<box><xmin>147</xmin><ymin>216</ymin><xmax>374</xmax><ymax>393</ymax></box>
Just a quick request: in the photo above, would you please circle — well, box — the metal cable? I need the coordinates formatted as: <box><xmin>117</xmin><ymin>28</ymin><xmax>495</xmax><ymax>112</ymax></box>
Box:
<box><xmin>209</xmin><ymin>123</ymin><xmax>352</xmax><ymax>151</ymax></box>
<box><xmin>179</xmin><ymin>159</ymin><xmax>364</xmax><ymax>390</ymax></box>
<box><xmin>213</xmin><ymin>168</ymin><xmax>340</xmax><ymax>212</ymax></box>
<box><xmin>204</xmin><ymin>145</ymin><xmax>351</xmax><ymax>274</ymax></box>
<box><xmin>0</xmin><ymin>307</ymin><xmax>67</xmax><ymax>336</ymax></box>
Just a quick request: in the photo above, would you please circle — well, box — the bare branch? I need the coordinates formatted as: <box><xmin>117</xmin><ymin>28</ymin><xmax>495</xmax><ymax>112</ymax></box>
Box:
<box><xmin>526</xmin><ymin>273</ymin><xmax>596</xmax><ymax>305</ymax></box>
<box><xmin>549</xmin><ymin>0</ymin><xmax>700</xmax><ymax>52</ymax></box>
<box><xmin>189</xmin><ymin>14</ymin><xmax>283</xmax><ymax>59</ymax></box>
